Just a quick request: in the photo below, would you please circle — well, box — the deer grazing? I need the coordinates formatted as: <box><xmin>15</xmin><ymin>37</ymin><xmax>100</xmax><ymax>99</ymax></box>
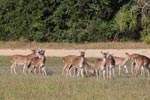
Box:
<box><xmin>10</xmin><ymin>49</ymin><xmax>38</xmax><ymax>74</ymax></box>
<box><xmin>125</xmin><ymin>52</ymin><xmax>144</xmax><ymax>75</ymax></box>
<box><xmin>133</xmin><ymin>54</ymin><xmax>150</xmax><ymax>76</ymax></box>
<box><xmin>28</xmin><ymin>49</ymin><xmax>47</xmax><ymax>76</ymax></box>
<box><xmin>68</xmin><ymin>51</ymin><xmax>86</xmax><ymax>78</ymax></box>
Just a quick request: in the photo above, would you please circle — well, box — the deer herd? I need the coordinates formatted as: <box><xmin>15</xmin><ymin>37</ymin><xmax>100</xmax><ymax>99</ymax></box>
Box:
<box><xmin>10</xmin><ymin>49</ymin><xmax>150</xmax><ymax>79</ymax></box>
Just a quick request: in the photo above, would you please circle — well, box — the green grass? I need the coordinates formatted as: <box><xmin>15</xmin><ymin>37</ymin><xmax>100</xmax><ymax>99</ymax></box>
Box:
<box><xmin>0</xmin><ymin>56</ymin><xmax>150</xmax><ymax>100</ymax></box>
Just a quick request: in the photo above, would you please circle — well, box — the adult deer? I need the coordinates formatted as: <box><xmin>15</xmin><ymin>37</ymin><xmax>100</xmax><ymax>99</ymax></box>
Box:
<box><xmin>92</xmin><ymin>51</ymin><xmax>109</xmax><ymax>79</ymax></box>
<box><xmin>28</xmin><ymin>49</ymin><xmax>47</xmax><ymax>76</ymax></box>
<box><xmin>62</xmin><ymin>51</ymin><xmax>86</xmax><ymax>77</ymax></box>
<box><xmin>10</xmin><ymin>49</ymin><xmax>38</xmax><ymax>74</ymax></box>
<box><xmin>125</xmin><ymin>52</ymin><xmax>144</xmax><ymax>75</ymax></box>
<box><xmin>105</xmin><ymin>53</ymin><xmax>115</xmax><ymax>79</ymax></box>
<box><xmin>68</xmin><ymin>51</ymin><xmax>86</xmax><ymax>78</ymax></box>
<box><xmin>88</xmin><ymin>51</ymin><xmax>111</xmax><ymax>79</ymax></box>
<box><xmin>93</xmin><ymin>59</ymin><xmax>106</xmax><ymax>79</ymax></box>
<box><xmin>133</xmin><ymin>54</ymin><xmax>150</xmax><ymax>76</ymax></box>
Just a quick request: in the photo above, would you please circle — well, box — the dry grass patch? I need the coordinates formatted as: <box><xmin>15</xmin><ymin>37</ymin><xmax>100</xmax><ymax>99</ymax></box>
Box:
<box><xmin>0</xmin><ymin>41</ymin><xmax>150</xmax><ymax>49</ymax></box>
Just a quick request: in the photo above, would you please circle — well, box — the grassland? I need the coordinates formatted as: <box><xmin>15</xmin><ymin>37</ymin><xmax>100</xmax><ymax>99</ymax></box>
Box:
<box><xmin>0</xmin><ymin>41</ymin><xmax>150</xmax><ymax>49</ymax></box>
<box><xmin>0</xmin><ymin>56</ymin><xmax>150</xmax><ymax>100</ymax></box>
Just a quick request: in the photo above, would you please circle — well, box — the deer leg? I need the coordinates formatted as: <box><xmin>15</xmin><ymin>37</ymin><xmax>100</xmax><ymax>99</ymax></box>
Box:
<box><xmin>123</xmin><ymin>65</ymin><xmax>128</xmax><ymax>73</ymax></box>
<box><xmin>68</xmin><ymin>64</ymin><xmax>73</xmax><ymax>77</ymax></box>
<box><xmin>134</xmin><ymin>64</ymin><xmax>140</xmax><ymax>76</ymax></box>
<box><xmin>147</xmin><ymin>68</ymin><xmax>150</xmax><ymax>77</ymax></box>
<box><xmin>140</xmin><ymin>66</ymin><xmax>144</xmax><ymax>76</ymax></box>
<box><xmin>73</xmin><ymin>67</ymin><xmax>78</xmax><ymax>77</ymax></box>
<box><xmin>11</xmin><ymin>63</ymin><xmax>14</xmax><ymax>74</ymax></box>
<box><xmin>106</xmin><ymin>66</ymin><xmax>109</xmax><ymax>79</ymax></box>
<box><xmin>13</xmin><ymin>64</ymin><xmax>17</xmax><ymax>74</ymax></box>
<box><xmin>22</xmin><ymin>64</ymin><xmax>27</xmax><ymax>74</ymax></box>
<box><xmin>112</xmin><ymin>67</ymin><xmax>115</xmax><ymax>78</ymax></box>
<box><xmin>41</xmin><ymin>67</ymin><xmax>47</xmax><ymax>76</ymax></box>
<box><xmin>131</xmin><ymin>61</ymin><xmax>136</xmax><ymax>75</ymax></box>
<box><xmin>81</xmin><ymin>68</ymin><xmax>84</xmax><ymax>78</ymax></box>
<box><xmin>84</xmin><ymin>65</ymin><xmax>88</xmax><ymax>77</ymax></box>
<box><xmin>29</xmin><ymin>65</ymin><xmax>34</xmax><ymax>74</ymax></box>
<box><xmin>102</xmin><ymin>70</ymin><xmax>106</xmax><ymax>79</ymax></box>
<box><xmin>109</xmin><ymin>67</ymin><xmax>111</xmax><ymax>79</ymax></box>
<box><xmin>118</xmin><ymin>65</ymin><xmax>121</xmax><ymax>76</ymax></box>
<box><xmin>62</xmin><ymin>64</ymin><xmax>67</xmax><ymax>76</ymax></box>
<box><xmin>77</xmin><ymin>68</ymin><xmax>80</xmax><ymax>77</ymax></box>
<box><xmin>95</xmin><ymin>69</ymin><xmax>99</xmax><ymax>80</ymax></box>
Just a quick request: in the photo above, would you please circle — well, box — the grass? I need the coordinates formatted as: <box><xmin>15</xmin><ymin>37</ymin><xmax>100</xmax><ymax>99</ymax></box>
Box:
<box><xmin>0</xmin><ymin>56</ymin><xmax>150</xmax><ymax>100</ymax></box>
<box><xmin>1</xmin><ymin>41</ymin><xmax>150</xmax><ymax>49</ymax></box>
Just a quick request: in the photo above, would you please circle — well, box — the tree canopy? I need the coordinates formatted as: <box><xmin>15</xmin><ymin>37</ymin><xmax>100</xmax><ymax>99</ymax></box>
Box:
<box><xmin>0</xmin><ymin>0</ymin><xmax>150</xmax><ymax>43</ymax></box>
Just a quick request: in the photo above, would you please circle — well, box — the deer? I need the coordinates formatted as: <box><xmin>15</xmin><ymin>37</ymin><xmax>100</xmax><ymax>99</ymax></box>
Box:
<box><xmin>28</xmin><ymin>49</ymin><xmax>47</xmax><ymax>76</ymax></box>
<box><xmin>113</xmin><ymin>56</ymin><xmax>128</xmax><ymax>76</ymax></box>
<box><xmin>62</xmin><ymin>51</ymin><xmax>87</xmax><ymax>77</ymax></box>
<box><xmin>125</xmin><ymin>52</ymin><xmax>144</xmax><ymax>75</ymax></box>
<box><xmin>133</xmin><ymin>54</ymin><xmax>150</xmax><ymax>76</ymax></box>
<box><xmin>91</xmin><ymin>51</ymin><xmax>109</xmax><ymax>79</ymax></box>
<box><xmin>104</xmin><ymin>53</ymin><xmax>116</xmax><ymax>79</ymax></box>
<box><xmin>10</xmin><ymin>49</ymin><xmax>38</xmax><ymax>74</ymax></box>
<box><xmin>93</xmin><ymin>59</ymin><xmax>106</xmax><ymax>79</ymax></box>
<box><xmin>86</xmin><ymin>51</ymin><xmax>111</xmax><ymax>79</ymax></box>
<box><xmin>68</xmin><ymin>51</ymin><xmax>86</xmax><ymax>78</ymax></box>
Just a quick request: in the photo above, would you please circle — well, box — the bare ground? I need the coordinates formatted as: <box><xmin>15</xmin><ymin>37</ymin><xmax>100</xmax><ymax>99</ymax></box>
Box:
<box><xmin>0</xmin><ymin>49</ymin><xmax>150</xmax><ymax>58</ymax></box>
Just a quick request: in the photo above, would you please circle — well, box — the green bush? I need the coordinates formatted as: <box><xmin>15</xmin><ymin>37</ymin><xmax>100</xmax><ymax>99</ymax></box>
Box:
<box><xmin>0</xmin><ymin>0</ymin><xmax>148</xmax><ymax>42</ymax></box>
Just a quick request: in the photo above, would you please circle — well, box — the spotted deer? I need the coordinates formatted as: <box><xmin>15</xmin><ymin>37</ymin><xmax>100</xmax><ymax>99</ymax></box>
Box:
<box><xmin>62</xmin><ymin>51</ymin><xmax>86</xmax><ymax>77</ymax></box>
<box><xmin>86</xmin><ymin>51</ymin><xmax>110</xmax><ymax>79</ymax></box>
<box><xmin>125</xmin><ymin>52</ymin><xmax>144</xmax><ymax>75</ymax></box>
<box><xmin>10</xmin><ymin>49</ymin><xmax>38</xmax><ymax>74</ymax></box>
<box><xmin>28</xmin><ymin>50</ymin><xmax>47</xmax><ymax>76</ymax></box>
<box><xmin>68</xmin><ymin>51</ymin><xmax>86</xmax><ymax>78</ymax></box>
<box><xmin>62</xmin><ymin>55</ymin><xmax>79</xmax><ymax>76</ymax></box>
<box><xmin>92</xmin><ymin>51</ymin><xmax>109</xmax><ymax>79</ymax></box>
<box><xmin>133</xmin><ymin>55</ymin><xmax>150</xmax><ymax>76</ymax></box>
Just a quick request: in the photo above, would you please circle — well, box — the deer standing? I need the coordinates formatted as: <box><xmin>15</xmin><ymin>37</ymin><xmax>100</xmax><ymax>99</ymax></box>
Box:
<box><xmin>10</xmin><ymin>49</ymin><xmax>38</xmax><ymax>74</ymax></box>
<box><xmin>28</xmin><ymin>50</ymin><xmax>47</xmax><ymax>76</ymax></box>
<box><xmin>133</xmin><ymin>55</ymin><xmax>150</xmax><ymax>76</ymax></box>
<box><xmin>62</xmin><ymin>51</ymin><xmax>87</xmax><ymax>77</ymax></box>
<box><xmin>125</xmin><ymin>52</ymin><xmax>144</xmax><ymax>75</ymax></box>
<box><xmin>68</xmin><ymin>51</ymin><xmax>86</xmax><ymax>78</ymax></box>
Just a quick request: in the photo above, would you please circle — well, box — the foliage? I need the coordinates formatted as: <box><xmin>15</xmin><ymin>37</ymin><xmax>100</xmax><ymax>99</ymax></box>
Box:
<box><xmin>0</xmin><ymin>0</ymin><xmax>149</xmax><ymax>42</ymax></box>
